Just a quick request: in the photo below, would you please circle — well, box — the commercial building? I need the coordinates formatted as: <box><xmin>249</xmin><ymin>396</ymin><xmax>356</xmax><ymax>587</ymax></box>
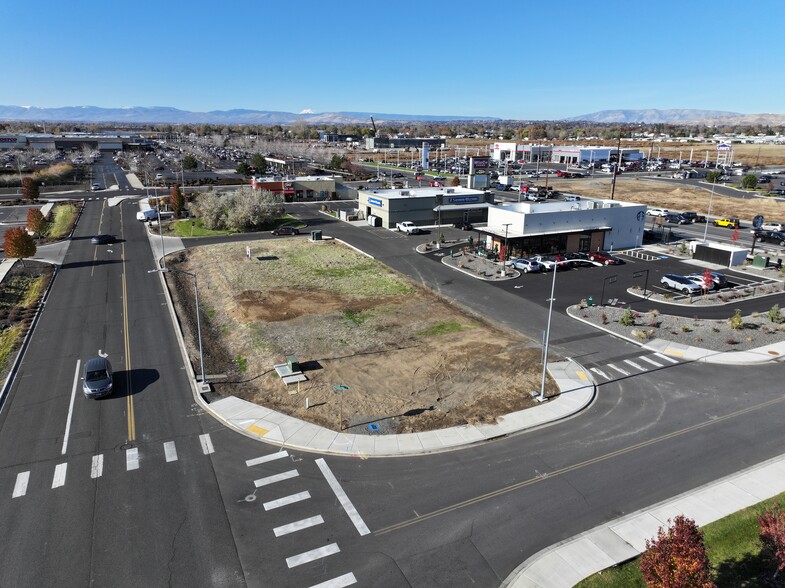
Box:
<box><xmin>479</xmin><ymin>197</ymin><xmax>647</xmax><ymax>258</ymax></box>
<box><xmin>250</xmin><ymin>175</ymin><xmax>341</xmax><ymax>201</ymax></box>
<box><xmin>0</xmin><ymin>132</ymin><xmax>152</xmax><ymax>151</ymax></box>
<box><xmin>357</xmin><ymin>186</ymin><xmax>493</xmax><ymax>229</ymax></box>
<box><xmin>490</xmin><ymin>142</ymin><xmax>644</xmax><ymax>166</ymax></box>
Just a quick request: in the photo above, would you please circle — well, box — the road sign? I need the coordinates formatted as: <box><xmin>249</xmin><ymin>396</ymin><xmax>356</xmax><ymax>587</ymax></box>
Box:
<box><xmin>753</xmin><ymin>214</ymin><xmax>764</xmax><ymax>229</ymax></box>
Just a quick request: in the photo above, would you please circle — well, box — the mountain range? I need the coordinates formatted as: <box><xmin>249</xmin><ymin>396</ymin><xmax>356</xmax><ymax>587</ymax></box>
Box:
<box><xmin>569</xmin><ymin>109</ymin><xmax>785</xmax><ymax>125</ymax></box>
<box><xmin>0</xmin><ymin>105</ymin><xmax>497</xmax><ymax>125</ymax></box>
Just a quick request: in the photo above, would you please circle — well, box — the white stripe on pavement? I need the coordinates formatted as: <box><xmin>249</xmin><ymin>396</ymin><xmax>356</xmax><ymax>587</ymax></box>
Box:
<box><xmin>164</xmin><ymin>441</ymin><xmax>178</xmax><ymax>462</ymax></box>
<box><xmin>273</xmin><ymin>515</ymin><xmax>324</xmax><ymax>537</ymax></box>
<box><xmin>589</xmin><ymin>367</ymin><xmax>609</xmax><ymax>380</ymax></box>
<box><xmin>316</xmin><ymin>458</ymin><xmax>371</xmax><ymax>536</ymax></box>
<box><xmin>654</xmin><ymin>352</ymin><xmax>680</xmax><ymax>364</ymax></box>
<box><xmin>246</xmin><ymin>451</ymin><xmax>288</xmax><ymax>467</ymax></box>
<box><xmin>199</xmin><ymin>434</ymin><xmax>214</xmax><ymax>455</ymax></box>
<box><xmin>286</xmin><ymin>543</ymin><xmax>340</xmax><ymax>568</ymax></box>
<box><xmin>254</xmin><ymin>469</ymin><xmax>298</xmax><ymax>488</ymax></box>
<box><xmin>52</xmin><ymin>463</ymin><xmax>67</xmax><ymax>488</ymax></box>
<box><xmin>639</xmin><ymin>356</ymin><xmax>663</xmax><ymax>367</ymax></box>
<box><xmin>12</xmin><ymin>472</ymin><xmax>29</xmax><ymax>498</ymax></box>
<box><xmin>91</xmin><ymin>455</ymin><xmax>103</xmax><ymax>479</ymax></box>
<box><xmin>623</xmin><ymin>359</ymin><xmax>645</xmax><ymax>371</ymax></box>
<box><xmin>308</xmin><ymin>572</ymin><xmax>357</xmax><ymax>588</ymax></box>
<box><xmin>607</xmin><ymin>364</ymin><xmax>630</xmax><ymax>376</ymax></box>
<box><xmin>61</xmin><ymin>360</ymin><xmax>81</xmax><ymax>455</ymax></box>
<box><xmin>126</xmin><ymin>447</ymin><xmax>139</xmax><ymax>471</ymax></box>
<box><xmin>264</xmin><ymin>491</ymin><xmax>311</xmax><ymax>511</ymax></box>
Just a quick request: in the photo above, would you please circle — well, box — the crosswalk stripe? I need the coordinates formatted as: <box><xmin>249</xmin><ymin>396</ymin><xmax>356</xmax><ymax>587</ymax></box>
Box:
<box><xmin>639</xmin><ymin>356</ymin><xmax>663</xmax><ymax>367</ymax></box>
<box><xmin>316</xmin><ymin>458</ymin><xmax>371</xmax><ymax>536</ymax></box>
<box><xmin>246</xmin><ymin>451</ymin><xmax>288</xmax><ymax>467</ymax></box>
<box><xmin>264</xmin><ymin>491</ymin><xmax>311</xmax><ymax>511</ymax></box>
<box><xmin>607</xmin><ymin>364</ymin><xmax>630</xmax><ymax>376</ymax></box>
<box><xmin>199</xmin><ymin>434</ymin><xmax>214</xmax><ymax>455</ymax></box>
<box><xmin>286</xmin><ymin>543</ymin><xmax>340</xmax><ymax>568</ymax></box>
<box><xmin>164</xmin><ymin>441</ymin><xmax>178</xmax><ymax>463</ymax></box>
<box><xmin>654</xmin><ymin>352</ymin><xmax>679</xmax><ymax>364</ymax></box>
<box><xmin>12</xmin><ymin>472</ymin><xmax>29</xmax><ymax>498</ymax></box>
<box><xmin>254</xmin><ymin>469</ymin><xmax>299</xmax><ymax>488</ymax></box>
<box><xmin>308</xmin><ymin>572</ymin><xmax>357</xmax><ymax>588</ymax></box>
<box><xmin>91</xmin><ymin>455</ymin><xmax>103</xmax><ymax>479</ymax></box>
<box><xmin>52</xmin><ymin>463</ymin><xmax>67</xmax><ymax>489</ymax></box>
<box><xmin>273</xmin><ymin>515</ymin><xmax>324</xmax><ymax>537</ymax></box>
<box><xmin>126</xmin><ymin>447</ymin><xmax>139</xmax><ymax>471</ymax></box>
<box><xmin>623</xmin><ymin>359</ymin><xmax>645</xmax><ymax>371</ymax></box>
<box><xmin>589</xmin><ymin>367</ymin><xmax>609</xmax><ymax>380</ymax></box>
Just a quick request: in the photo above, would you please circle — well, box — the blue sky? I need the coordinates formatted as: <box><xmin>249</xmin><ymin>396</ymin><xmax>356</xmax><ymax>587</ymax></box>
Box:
<box><xmin>4</xmin><ymin>0</ymin><xmax>784</xmax><ymax>120</ymax></box>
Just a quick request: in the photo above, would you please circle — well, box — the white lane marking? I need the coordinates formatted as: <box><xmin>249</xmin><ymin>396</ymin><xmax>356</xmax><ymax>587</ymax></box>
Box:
<box><xmin>589</xmin><ymin>367</ymin><xmax>609</xmax><ymax>380</ymax></box>
<box><xmin>286</xmin><ymin>543</ymin><xmax>340</xmax><ymax>569</ymax></box>
<box><xmin>273</xmin><ymin>515</ymin><xmax>324</xmax><ymax>537</ymax></box>
<box><xmin>91</xmin><ymin>455</ymin><xmax>103</xmax><ymax>479</ymax></box>
<box><xmin>254</xmin><ymin>469</ymin><xmax>298</xmax><ymax>488</ymax></box>
<box><xmin>654</xmin><ymin>352</ymin><xmax>680</xmax><ymax>364</ymax></box>
<box><xmin>640</xmin><ymin>356</ymin><xmax>663</xmax><ymax>368</ymax></box>
<box><xmin>316</xmin><ymin>458</ymin><xmax>371</xmax><ymax>536</ymax></box>
<box><xmin>607</xmin><ymin>364</ymin><xmax>630</xmax><ymax>376</ymax></box>
<box><xmin>164</xmin><ymin>441</ymin><xmax>178</xmax><ymax>462</ymax></box>
<box><xmin>199</xmin><ymin>434</ymin><xmax>214</xmax><ymax>455</ymax></box>
<box><xmin>12</xmin><ymin>472</ymin><xmax>29</xmax><ymax>498</ymax></box>
<box><xmin>264</xmin><ymin>491</ymin><xmax>311</xmax><ymax>511</ymax></box>
<box><xmin>62</xmin><ymin>360</ymin><xmax>81</xmax><ymax>455</ymax></box>
<box><xmin>623</xmin><ymin>359</ymin><xmax>645</xmax><ymax>371</ymax></box>
<box><xmin>52</xmin><ymin>463</ymin><xmax>67</xmax><ymax>488</ymax></box>
<box><xmin>308</xmin><ymin>573</ymin><xmax>357</xmax><ymax>588</ymax></box>
<box><xmin>246</xmin><ymin>451</ymin><xmax>288</xmax><ymax>467</ymax></box>
<box><xmin>126</xmin><ymin>447</ymin><xmax>139</xmax><ymax>471</ymax></box>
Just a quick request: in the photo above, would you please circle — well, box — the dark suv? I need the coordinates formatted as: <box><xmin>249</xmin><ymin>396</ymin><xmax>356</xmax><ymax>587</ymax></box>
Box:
<box><xmin>272</xmin><ymin>226</ymin><xmax>300</xmax><ymax>236</ymax></box>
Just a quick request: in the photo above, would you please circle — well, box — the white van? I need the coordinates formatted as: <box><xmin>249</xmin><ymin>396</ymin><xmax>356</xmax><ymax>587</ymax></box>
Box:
<box><xmin>136</xmin><ymin>209</ymin><xmax>157</xmax><ymax>221</ymax></box>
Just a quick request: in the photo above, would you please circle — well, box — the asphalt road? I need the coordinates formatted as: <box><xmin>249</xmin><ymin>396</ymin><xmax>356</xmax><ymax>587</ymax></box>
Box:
<box><xmin>1</xmin><ymin>197</ymin><xmax>785</xmax><ymax>586</ymax></box>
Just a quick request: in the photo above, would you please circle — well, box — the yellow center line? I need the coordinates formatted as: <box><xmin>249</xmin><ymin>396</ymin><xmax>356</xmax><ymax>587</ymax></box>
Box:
<box><xmin>90</xmin><ymin>200</ymin><xmax>107</xmax><ymax>278</ymax></box>
<box><xmin>374</xmin><ymin>394</ymin><xmax>785</xmax><ymax>536</ymax></box>
<box><xmin>119</xmin><ymin>206</ymin><xmax>135</xmax><ymax>442</ymax></box>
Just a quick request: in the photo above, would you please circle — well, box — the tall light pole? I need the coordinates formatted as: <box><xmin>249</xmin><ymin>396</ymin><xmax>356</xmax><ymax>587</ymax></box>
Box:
<box><xmin>537</xmin><ymin>260</ymin><xmax>567</xmax><ymax>402</ymax></box>
<box><xmin>702</xmin><ymin>179</ymin><xmax>717</xmax><ymax>243</ymax></box>
<box><xmin>149</xmin><ymin>268</ymin><xmax>205</xmax><ymax>388</ymax></box>
<box><xmin>502</xmin><ymin>223</ymin><xmax>511</xmax><ymax>263</ymax></box>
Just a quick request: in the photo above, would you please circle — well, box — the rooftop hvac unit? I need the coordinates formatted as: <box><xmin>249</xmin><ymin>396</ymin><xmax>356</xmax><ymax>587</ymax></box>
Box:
<box><xmin>446</xmin><ymin>188</ymin><xmax>455</xmax><ymax>194</ymax></box>
<box><xmin>400</xmin><ymin>190</ymin><xmax>410</xmax><ymax>196</ymax></box>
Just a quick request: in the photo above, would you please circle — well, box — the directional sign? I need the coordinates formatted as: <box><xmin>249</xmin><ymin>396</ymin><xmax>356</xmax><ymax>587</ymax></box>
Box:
<box><xmin>753</xmin><ymin>214</ymin><xmax>764</xmax><ymax>229</ymax></box>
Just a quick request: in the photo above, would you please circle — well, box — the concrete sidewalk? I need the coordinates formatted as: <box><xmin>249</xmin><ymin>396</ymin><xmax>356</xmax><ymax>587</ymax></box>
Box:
<box><xmin>207</xmin><ymin>360</ymin><xmax>595</xmax><ymax>456</ymax></box>
<box><xmin>502</xmin><ymin>453</ymin><xmax>785</xmax><ymax>587</ymax></box>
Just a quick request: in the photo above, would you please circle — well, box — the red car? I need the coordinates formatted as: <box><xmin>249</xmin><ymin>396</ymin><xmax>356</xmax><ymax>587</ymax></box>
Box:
<box><xmin>588</xmin><ymin>250</ymin><xmax>623</xmax><ymax>265</ymax></box>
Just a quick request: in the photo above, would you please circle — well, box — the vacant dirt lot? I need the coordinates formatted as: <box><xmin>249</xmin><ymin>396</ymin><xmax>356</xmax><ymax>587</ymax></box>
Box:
<box><xmin>165</xmin><ymin>239</ymin><xmax>556</xmax><ymax>433</ymax></box>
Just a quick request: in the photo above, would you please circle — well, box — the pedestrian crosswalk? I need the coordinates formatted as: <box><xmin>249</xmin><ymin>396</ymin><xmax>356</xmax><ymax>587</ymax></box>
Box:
<box><xmin>586</xmin><ymin>351</ymin><xmax>681</xmax><ymax>382</ymax></box>
<box><xmin>8</xmin><ymin>433</ymin><xmax>219</xmax><ymax>499</ymax></box>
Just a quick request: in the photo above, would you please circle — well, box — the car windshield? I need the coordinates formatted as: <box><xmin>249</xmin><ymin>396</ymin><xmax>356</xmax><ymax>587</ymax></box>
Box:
<box><xmin>86</xmin><ymin>369</ymin><xmax>108</xmax><ymax>381</ymax></box>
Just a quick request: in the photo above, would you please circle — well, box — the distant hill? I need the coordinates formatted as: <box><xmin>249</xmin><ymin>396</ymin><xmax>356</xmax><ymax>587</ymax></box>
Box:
<box><xmin>0</xmin><ymin>105</ymin><xmax>498</xmax><ymax>125</ymax></box>
<box><xmin>567</xmin><ymin>109</ymin><xmax>748</xmax><ymax>123</ymax></box>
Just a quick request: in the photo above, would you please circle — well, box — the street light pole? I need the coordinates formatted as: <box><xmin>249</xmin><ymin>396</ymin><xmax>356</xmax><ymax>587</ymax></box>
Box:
<box><xmin>703</xmin><ymin>179</ymin><xmax>717</xmax><ymax>243</ymax></box>
<box><xmin>538</xmin><ymin>260</ymin><xmax>566</xmax><ymax>402</ymax></box>
<box><xmin>502</xmin><ymin>223</ymin><xmax>511</xmax><ymax>263</ymax></box>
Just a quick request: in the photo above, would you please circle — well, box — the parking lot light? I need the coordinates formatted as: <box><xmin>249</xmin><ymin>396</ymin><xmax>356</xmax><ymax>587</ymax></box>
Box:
<box><xmin>537</xmin><ymin>259</ymin><xmax>569</xmax><ymax>402</ymax></box>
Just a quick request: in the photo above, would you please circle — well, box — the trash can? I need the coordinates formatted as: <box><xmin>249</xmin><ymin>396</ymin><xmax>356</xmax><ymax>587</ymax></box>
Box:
<box><xmin>587</xmin><ymin>296</ymin><xmax>594</xmax><ymax>306</ymax></box>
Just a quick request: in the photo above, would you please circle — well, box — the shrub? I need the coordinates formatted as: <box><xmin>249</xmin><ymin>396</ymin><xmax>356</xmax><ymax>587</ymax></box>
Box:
<box><xmin>601</xmin><ymin>313</ymin><xmax>608</xmax><ymax>325</ymax></box>
<box><xmin>681</xmin><ymin>326</ymin><xmax>691</xmax><ymax>333</ymax></box>
<box><xmin>726</xmin><ymin>338</ymin><xmax>737</xmax><ymax>345</ymax></box>
<box><xmin>728</xmin><ymin>309</ymin><xmax>743</xmax><ymax>330</ymax></box>
<box><xmin>619</xmin><ymin>308</ymin><xmax>635</xmax><ymax>326</ymax></box>
<box><xmin>769</xmin><ymin>304</ymin><xmax>785</xmax><ymax>324</ymax></box>
<box><xmin>758</xmin><ymin>503</ymin><xmax>785</xmax><ymax>579</ymax></box>
<box><xmin>639</xmin><ymin>515</ymin><xmax>714</xmax><ymax>588</ymax></box>
<box><xmin>649</xmin><ymin>309</ymin><xmax>660</xmax><ymax>317</ymax></box>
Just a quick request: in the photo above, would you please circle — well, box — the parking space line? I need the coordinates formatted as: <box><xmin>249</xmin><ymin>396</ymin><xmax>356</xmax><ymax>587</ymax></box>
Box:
<box><xmin>12</xmin><ymin>472</ymin><xmax>29</xmax><ymax>498</ymax></box>
<box><xmin>654</xmin><ymin>352</ymin><xmax>680</xmax><ymax>364</ymax></box>
<box><xmin>126</xmin><ymin>447</ymin><xmax>139</xmax><ymax>471</ymax></box>
<box><xmin>246</xmin><ymin>451</ymin><xmax>288</xmax><ymax>467</ymax></box>
<box><xmin>286</xmin><ymin>543</ymin><xmax>340</xmax><ymax>568</ymax></box>
<box><xmin>52</xmin><ymin>463</ymin><xmax>67</xmax><ymax>488</ymax></box>
<box><xmin>91</xmin><ymin>455</ymin><xmax>103</xmax><ymax>479</ymax></box>
<box><xmin>254</xmin><ymin>469</ymin><xmax>299</xmax><ymax>488</ymax></box>
<box><xmin>316</xmin><ymin>458</ymin><xmax>371</xmax><ymax>536</ymax></box>
<box><xmin>264</xmin><ymin>491</ymin><xmax>311</xmax><ymax>511</ymax></box>
<box><xmin>164</xmin><ymin>441</ymin><xmax>178</xmax><ymax>463</ymax></box>
<box><xmin>273</xmin><ymin>515</ymin><xmax>324</xmax><ymax>537</ymax></box>
<box><xmin>199</xmin><ymin>434</ymin><xmax>214</xmax><ymax>455</ymax></box>
<box><xmin>307</xmin><ymin>572</ymin><xmax>357</xmax><ymax>588</ymax></box>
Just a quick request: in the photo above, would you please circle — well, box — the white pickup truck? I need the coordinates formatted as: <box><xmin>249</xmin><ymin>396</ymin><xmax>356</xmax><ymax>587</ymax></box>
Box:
<box><xmin>395</xmin><ymin>221</ymin><xmax>422</xmax><ymax>235</ymax></box>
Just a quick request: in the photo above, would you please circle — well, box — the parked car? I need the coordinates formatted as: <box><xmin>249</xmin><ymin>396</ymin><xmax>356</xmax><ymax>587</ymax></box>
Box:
<box><xmin>91</xmin><ymin>234</ymin><xmax>116</xmax><ymax>245</ymax></box>
<box><xmin>685</xmin><ymin>272</ymin><xmax>728</xmax><ymax>290</ymax></box>
<box><xmin>511</xmin><ymin>258</ymin><xmax>544</xmax><ymax>273</ymax></box>
<box><xmin>82</xmin><ymin>356</ymin><xmax>114</xmax><ymax>399</ymax></box>
<box><xmin>664</xmin><ymin>213</ymin><xmax>690</xmax><ymax>225</ymax></box>
<box><xmin>588</xmin><ymin>250</ymin><xmax>623</xmax><ymax>265</ymax></box>
<box><xmin>532</xmin><ymin>255</ymin><xmax>570</xmax><ymax>271</ymax></box>
<box><xmin>647</xmin><ymin>208</ymin><xmax>669</xmax><ymax>217</ymax></box>
<box><xmin>661</xmin><ymin>274</ymin><xmax>703</xmax><ymax>295</ymax></box>
<box><xmin>272</xmin><ymin>226</ymin><xmax>300</xmax><ymax>236</ymax></box>
<box><xmin>564</xmin><ymin>251</ymin><xmax>600</xmax><ymax>267</ymax></box>
<box><xmin>713</xmin><ymin>217</ymin><xmax>740</xmax><ymax>229</ymax></box>
<box><xmin>564</xmin><ymin>195</ymin><xmax>581</xmax><ymax>202</ymax></box>
<box><xmin>433</xmin><ymin>175</ymin><xmax>446</xmax><ymax>181</ymax></box>
<box><xmin>453</xmin><ymin>221</ymin><xmax>473</xmax><ymax>230</ymax></box>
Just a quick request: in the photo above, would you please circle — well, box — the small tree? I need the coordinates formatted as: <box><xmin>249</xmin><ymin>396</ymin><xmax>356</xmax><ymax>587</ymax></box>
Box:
<box><xmin>236</xmin><ymin>161</ymin><xmax>252</xmax><ymax>176</ymax></box>
<box><xmin>728</xmin><ymin>308</ymin><xmax>743</xmax><ymax>330</ymax></box>
<box><xmin>702</xmin><ymin>267</ymin><xmax>714</xmax><ymax>293</ymax></box>
<box><xmin>450</xmin><ymin>175</ymin><xmax>461</xmax><ymax>187</ymax></box>
<box><xmin>769</xmin><ymin>304</ymin><xmax>785</xmax><ymax>324</ymax></box>
<box><xmin>741</xmin><ymin>174</ymin><xmax>758</xmax><ymax>190</ymax></box>
<box><xmin>22</xmin><ymin>176</ymin><xmax>39</xmax><ymax>201</ymax></box>
<box><xmin>731</xmin><ymin>227</ymin><xmax>740</xmax><ymax>244</ymax></box>
<box><xmin>619</xmin><ymin>307</ymin><xmax>636</xmax><ymax>326</ymax></box>
<box><xmin>26</xmin><ymin>208</ymin><xmax>46</xmax><ymax>237</ymax></box>
<box><xmin>251</xmin><ymin>153</ymin><xmax>267</xmax><ymax>174</ymax></box>
<box><xmin>759</xmin><ymin>503</ymin><xmax>785</xmax><ymax>580</ymax></box>
<box><xmin>639</xmin><ymin>515</ymin><xmax>715</xmax><ymax>588</ymax></box>
<box><xmin>182</xmin><ymin>154</ymin><xmax>198</xmax><ymax>171</ymax></box>
<box><xmin>169</xmin><ymin>185</ymin><xmax>185</xmax><ymax>219</ymax></box>
<box><xmin>706</xmin><ymin>171</ymin><xmax>722</xmax><ymax>183</ymax></box>
<box><xmin>3</xmin><ymin>227</ymin><xmax>36</xmax><ymax>266</ymax></box>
